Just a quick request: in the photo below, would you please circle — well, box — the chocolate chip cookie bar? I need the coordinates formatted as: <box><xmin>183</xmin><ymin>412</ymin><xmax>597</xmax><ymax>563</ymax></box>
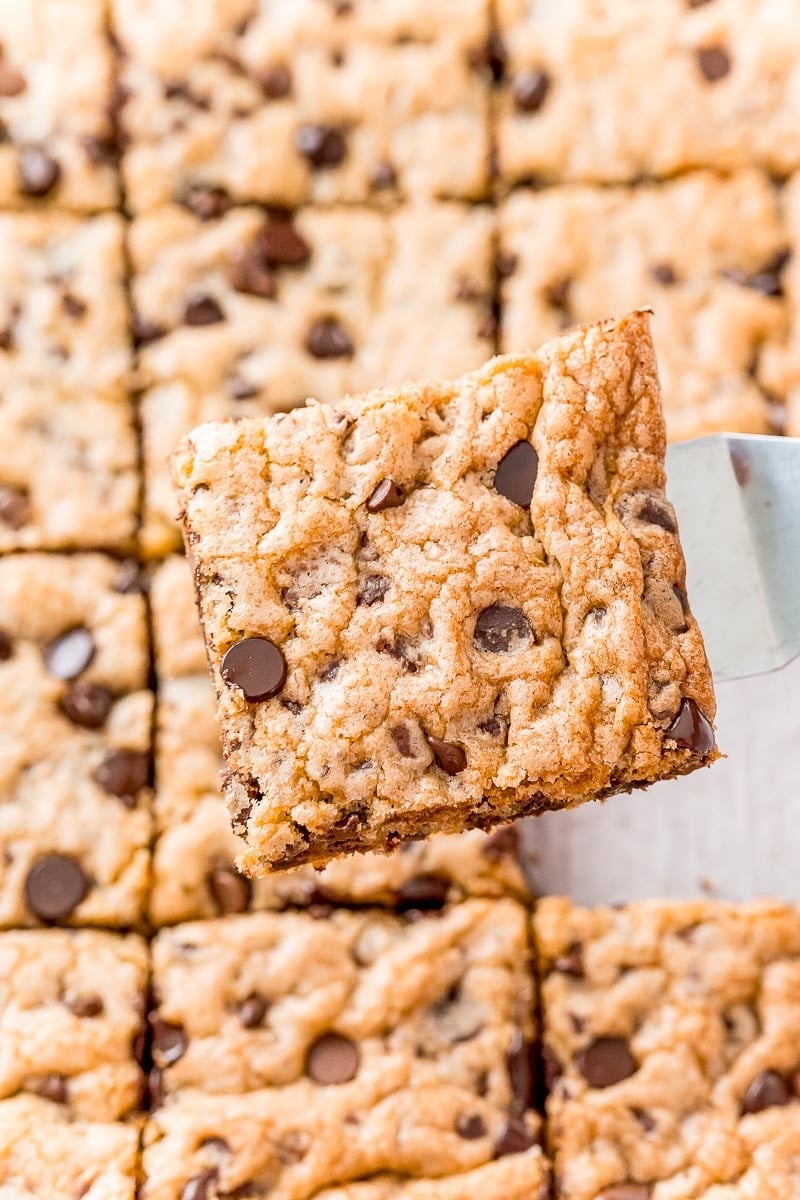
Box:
<box><xmin>495</xmin><ymin>0</ymin><xmax>800</xmax><ymax>186</ymax></box>
<box><xmin>131</xmin><ymin>202</ymin><xmax>495</xmax><ymax>556</ymax></box>
<box><xmin>0</xmin><ymin>1096</ymin><xmax>139</xmax><ymax>1200</ymax></box>
<box><xmin>0</xmin><ymin>0</ymin><xmax>119</xmax><ymax>210</ymax></box>
<box><xmin>0</xmin><ymin>928</ymin><xmax>147</xmax><ymax>1120</ymax></box>
<box><xmin>150</xmin><ymin>556</ymin><xmax>528</xmax><ymax>924</ymax></box>
<box><xmin>761</xmin><ymin>171</ymin><xmax>800</xmax><ymax>437</ymax></box>
<box><xmin>173</xmin><ymin>312</ymin><xmax>717</xmax><ymax>873</ymax></box>
<box><xmin>112</xmin><ymin>0</ymin><xmax>491</xmax><ymax>211</ymax></box>
<box><xmin>143</xmin><ymin>897</ymin><xmax>548</xmax><ymax>1198</ymax></box>
<box><xmin>500</xmin><ymin>171</ymin><xmax>788</xmax><ymax>443</ymax></box>
<box><xmin>0</xmin><ymin>554</ymin><xmax>152</xmax><ymax>928</ymax></box>
<box><xmin>536</xmin><ymin>896</ymin><xmax>800</xmax><ymax>1200</ymax></box>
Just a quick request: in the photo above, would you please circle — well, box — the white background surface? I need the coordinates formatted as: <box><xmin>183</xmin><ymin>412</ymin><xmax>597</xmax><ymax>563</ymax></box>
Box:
<box><xmin>526</xmin><ymin>654</ymin><xmax>800</xmax><ymax>903</ymax></box>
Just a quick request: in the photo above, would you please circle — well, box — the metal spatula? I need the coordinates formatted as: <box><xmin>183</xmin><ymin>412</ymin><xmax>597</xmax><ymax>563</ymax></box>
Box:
<box><xmin>666</xmin><ymin>434</ymin><xmax>800</xmax><ymax>683</ymax></box>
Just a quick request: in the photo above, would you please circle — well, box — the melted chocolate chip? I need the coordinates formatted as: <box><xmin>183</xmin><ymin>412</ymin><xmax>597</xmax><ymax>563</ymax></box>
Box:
<box><xmin>651</xmin><ymin>263</ymin><xmax>677</xmax><ymax>286</ymax></box>
<box><xmin>507</xmin><ymin>1031</ymin><xmax>535</xmax><ymax>1110</ymax></box>
<box><xmin>221</xmin><ymin>637</ymin><xmax>287</xmax><ymax>701</ymax></box>
<box><xmin>390</xmin><ymin>724</ymin><xmax>415</xmax><ymax>758</ymax></box>
<box><xmin>456</xmin><ymin>1113</ymin><xmax>487</xmax><ymax>1139</ymax></box>
<box><xmin>357</xmin><ymin>575</ymin><xmax>391</xmax><ymax>606</ymax></box>
<box><xmin>150</xmin><ymin>1015</ymin><xmax>188</xmax><ymax>1066</ymax></box>
<box><xmin>306</xmin><ymin>1032</ymin><xmax>360</xmax><ymax>1084</ymax></box>
<box><xmin>207</xmin><ymin>867</ymin><xmax>251</xmax><ymax>914</ymax></box>
<box><xmin>181</xmin><ymin>1169</ymin><xmax>218</xmax><ymax>1200</ymax></box>
<box><xmin>697</xmin><ymin>45</ymin><xmax>731</xmax><ymax>82</ymax></box>
<box><xmin>0</xmin><ymin>629</ymin><xmax>14</xmax><ymax>661</ymax></box>
<box><xmin>665</xmin><ymin>698</ymin><xmax>715</xmax><ymax>755</ymax></box>
<box><xmin>427</xmin><ymin>736</ymin><xmax>467</xmax><ymax>776</ymax></box>
<box><xmin>182</xmin><ymin>184</ymin><xmax>232</xmax><ymax>220</ymax></box>
<box><xmin>295</xmin><ymin>123</ymin><xmax>347</xmax><ymax>168</ymax></box>
<box><xmin>19</xmin><ymin>144</ymin><xmax>61</xmax><ymax>197</ymax></box>
<box><xmin>25</xmin><ymin>855</ymin><xmax>89</xmax><ymax>922</ymax></box>
<box><xmin>481</xmin><ymin>825</ymin><xmax>518</xmax><ymax>860</ymax></box>
<box><xmin>494</xmin><ymin>1116</ymin><xmax>536</xmax><ymax>1157</ymax></box>
<box><xmin>395</xmin><ymin>875</ymin><xmax>449</xmax><ymax>913</ymax></box>
<box><xmin>576</xmin><ymin>1037</ymin><xmax>638</xmax><ymax>1088</ymax></box>
<box><xmin>225</xmin><ymin>244</ymin><xmax>277</xmax><ymax>299</ymax></box>
<box><xmin>183</xmin><ymin>293</ymin><xmax>225</xmax><ymax>326</ymax></box>
<box><xmin>0</xmin><ymin>485</ymin><xmax>31</xmax><ymax>529</ymax></box>
<box><xmin>366</xmin><ymin>478</ymin><xmax>404</xmax><ymax>512</ymax></box>
<box><xmin>68</xmin><ymin>993</ymin><xmax>104</xmax><ymax>1018</ymax></box>
<box><xmin>370</xmin><ymin>160</ymin><xmax>397</xmax><ymax>190</ymax></box>
<box><xmin>542</xmin><ymin>1045</ymin><xmax>563</xmax><ymax>1089</ymax></box>
<box><xmin>545</xmin><ymin>276</ymin><xmax>572</xmax><ymax>313</ymax></box>
<box><xmin>239</xmin><ymin>993</ymin><xmax>268</xmax><ymax>1028</ymax></box>
<box><xmin>61</xmin><ymin>292</ymin><xmax>87</xmax><ymax>319</ymax></box>
<box><xmin>227</xmin><ymin>376</ymin><xmax>260</xmax><ymax>401</ymax></box>
<box><xmin>512</xmin><ymin>68</ymin><xmax>551</xmax><ymax>113</ymax></box>
<box><xmin>259</xmin><ymin>63</ymin><xmax>293</xmax><ymax>99</ymax></box>
<box><xmin>329</xmin><ymin>813</ymin><xmax>362</xmax><ymax>844</ymax></box>
<box><xmin>32</xmin><ymin>1073</ymin><xmax>68</xmax><ymax>1104</ymax></box>
<box><xmin>741</xmin><ymin>1069</ymin><xmax>790</xmax><ymax>1113</ymax></box>
<box><xmin>59</xmin><ymin>681</ymin><xmax>113</xmax><ymax>729</ymax></box>
<box><xmin>474</xmin><ymin>605</ymin><xmax>532</xmax><ymax>654</ymax></box>
<box><xmin>131</xmin><ymin>315</ymin><xmax>165</xmax><ymax>345</ymax></box>
<box><xmin>92</xmin><ymin>750</ymin><xmax>149</xmax><ymax>805</ymax></box>
<box><xmin>493</xmin><ymin>441</ymin><xmax>538</xmax><ymax>507</ymax></box>
<box><xmin>43</xmin><ymin>627</ymin><xmax>95</xmax><ymax>681</ymax></box>
<box><xmin>259</xmin><ymin>221</ymin><xmax>311</xmax><ymax>267</ymax></box>
<box><xmin>305</xmin><ymin>316</ymin><xmax>354</xmax><ymax>359</ymax></box>
<box><xmin>0</xmin><ymin>61</ymin><xmax>26</xmax><ymax>97</ymax></box>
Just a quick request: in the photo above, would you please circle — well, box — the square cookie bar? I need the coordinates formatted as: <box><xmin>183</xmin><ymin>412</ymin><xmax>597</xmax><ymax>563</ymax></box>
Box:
<box><xmin>144</xmin><ymin>898</ymin><xmax>547</xmax><ymax>1198</ymax></box>
<box><xmin>0</xmin><ymin>555</ymin><xmax>152</xmax><ymax>928</ymax></box>
<box><xmin>113</xmin><ymin>0</ymin><xmax>492</xmax><ymax>211</ymax></box>
<box><xmin>0</xmin><ymin>0</ymin><xmax>119</xmax><ymax>210</ymax></box>
<box><xmin>761</xmin><ymin>171</ymin><xmax>800</xmax><ymax>436</ymax></box>
<box><xmin>500</xmin><ymin>171</ymin><xmax>788</xmax><ymax>443</ymax></box>
<box><xmin>536</xmin><ymin>897</ymin><xmax>800</xmax><ymax>1200</ymax></box>
<box><xmin>0</xmin><ymin>1096</ymin><xmax>138</xmax><ymax>1200</ymax></box>
<box><xmin>131</xmin><ymin>203</ymin><xmax>495</xmax><ymax>556</ymax></box>
<box><xmin>149</xmin><ymin>556</ymin><xmax>528</xmax><ymax>924</ymax></box>
<box><xmin>0</xmin><ymin>928</ymin><xmax>147</xmax><ymax>1120</ymax></box>
<box><xmin>495</xmin><ymin>0</ymin><xmax>800</xmax><ymax>186</ymax></box>
<box><xmin>173</xmin><ymin>312</ymin><xmax>717</xmax><ymax>873</ymax></box>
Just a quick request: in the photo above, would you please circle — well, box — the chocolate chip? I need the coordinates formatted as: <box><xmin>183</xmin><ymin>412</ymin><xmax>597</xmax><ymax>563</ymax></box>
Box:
<box><xmin>456</xmin><ymin>1113</ymin><xmax>487</xmax><ymax>1139</ymax></box>
<box><xmin>221</xmin><ymin>637</ymin><xmax>287</xmax><ymax>701</ymax></box>
<box><xmin>68</xmin><ymin>993</ymin><xmax>104</xmax><ymax>1018</ymax></box>
<box><xmin>554</xmin><ymin>942</ymin><xmax>584</xmax><ymax>977</ymax></box>
<box><xmin>0</xmin><ymin>484</ymin><xmax>31</xmax><ymax>529</ymax></box>
<box><xmin>637</xmin><ymin>496</ymin><xmax>677</xmax><ymax>533</ymax></box>
<box><xmin>239</xmin><ymin>993</ymin><xmax>268</xmax><ymax>1028</ymax></box>
<box><xmin>225</xmin><ymin>244</ymin><xmax>276</xmax><ymax>299</ymax></box>
<box><xmin>370</xmin><ymin>160</ymin><xmax>397</xmax><ymax>190</ymax></box>
<box><xmin>597</xmin><ymin>1187</ymin><xmax>653</xmax><ymax>1200</ymax></box>
<box><xmin>697</xmin><ymin>45</ymin><xmax>731</xmax><ymax>81</ymax></box>
<box><xmin>651</xmin><ymin>263</ymin><xmax>677</xmax><ymax>286</ymax></box>
<box><xmin>469</xmin><ymin>32</ymin><xmax>506</xmax><ymax>82</ymax></box>
<box><xmin>92</xmin><ymin>750</ymin><xmax>149</xmax><ymax>805</ymax></box>
<box><xmin>427</xmin><ymin>737</ymin><xmax>467</xmax><ymax>775</ymax></box>
<box><xmin>19</xmin><ymin>144</ymin><xmax>61</xmax><ymax>197</ymax></box>
<box><xmin>181</xmin><ymin>184</ymin><xmax>231</xmax><ymax>220</ymax></box>
<box><xmin>507</xmin><ymin>1032</ymin><xmax>535</xmax><ymax>1110</ymax></box>
<box><xmin>744</xmin><ymin>249</ymin><xmax>792</xmax><ymax>298</ymax></box>
<box><xmin>357</xmin><ymin>575</ymin><xmax>391</xmax><ymax>606</ymax></box>
<box><xmin>742</xmin><ymin>1069</ymin><xmax>790</xmax><ymax>1113</ymax></box>
<box><xmin>0</xmin><ymin>630</ymin><xmax>13</xmax><ymax>661</ymax></box>
<box><xmin>25</xmin><ymin>855</ymin><xmax>89</xmax><ymax>921</ymax></box>
<box><xmin>181</xmin><ymin>1170</ymin><xmax>218</xmax><ymax>1200</ymax></box>
<box><xmin>305</xmin><ymin>316</ymin><xmax>354</xmax><ymax>359</ymax></box>
<box><xmin>542</xmin><ymin>1045</ymin><xmax>563</xmax><ymax>1089</ymax></box>
<box><xmin>131</xmin><ymin>315</ymin><xmax>165</xmax><ymax>345</ymax></box>
<box><xmin>183</xmin><ymin>293</ymin><xmax>225</xmax><ymax>325</ymax></box>
<box><xmin>493</xmin><ymin>441</ymin><xmax>538</xmax><ymax>507</ymax></box>
<box><xmin>62</xmin><ymin>292</ymin><xmax>87</xmax><ymax>319</ymax></box>
<box><xmin>576</xmin><ymin>1037</ymin><xmax>638</xmax><ymax>1088</ymax></box>
<box><xmin>59</xmin><ymin>682</ymin><xmax>113</xmax><ymax>729</ymax></box>
<box><xmin>545</xmin><ymin>277</ymin><xmax>572</xmax><ymax>313</ymax></box>
<box><xmin>207</xmin><ymin>867</ymin><xmax>251</xmax><ymax>914</ymax></box>
<box><xmin>395</xmin><ymin>875</ymin><xmax>449</xmax><ymax>913</ymax></box>
<box><xmin>83</xmin><ymin>133</ymin><xmax>118</xmax><ymax>166</ymax></box>
<box><xmin>367</xmin><ymin>479</ymin><xmax>404</xmax><ymax>513</ymax></box>
<box><xmin>329</xmin><ymin>812</ymin><xmax>362</xmax><ymax>844</ymax></box>
<box><xmin>478</xmin><ymin>714</ymin><xmax>509</xmax><ymax>744</ymax></box>
<box><xmin>295</xmin><ymin>123</ymin><xmax>347</xmax><ymax>168</ymax></box>
<box><xmin>227</xmin><ymin>376</ymin><xmax>260</xmax><ymax>400</ymax></box>
<box><xmin>259</xmin><ymin>222</ymin><xmax>310</xmax><ymax>267</ymax></box>
<box><xmin>0</xmin><ymin>327</ymin><xmax>14</xmax><ymax>351</ymax></box>
<box><xmin>481</xmin><ymin>825</ymin><xmax>518</xmax><ymax>860</ymax></box>
<box><xmin>474</xmin><ymin>605</ymin><xmax>532</xmax><ymax>654</ymax></box>
<box><xmin>150</xmin><ymin>1015</ymin><xmax>188</xmax><ymax>1066</ymax></box>
<box><xmin>632</xmin><ymin>1108</ymin><xmax>656</xmax><ymax>1133</ymax></box>
<box><xmin>44</xmin><ymin>628</ymin><xmax>95</xmax><ymax>681</ymax></box>
<box><xmin>306</xmin><ymin>1032</ymin><xmax>359</xmax><ymax>1084</ymax></box>
<box><xmin>494</xmin><ymin>1116</ymin><xmax>536</xmax><ymax>1157</ymax></box>
<box><xmin>259</xmin><ymin>63</ymin><xmax>292</xmax><ymax>99</ymax></box>
<box><xmin>32</xmin><ymin>1074</ymin><xmax>68</xmax><ymax>1104</ymax></box>
<box><xmin>390</xmin><ymin>724</ymin><xmax>415</xmax><ymax>758</ymax></box>
<box><xmin>512</xmin><ymin>68</ymin><xmax>551</xmax><ymax>113</ymax></box>
<box><xmin>0</xmin><ymin>61</ymin><xmax>26</xmax><ymax>96</ymax></box>
<box><xmin>665</xmin><ymin>698</ymin><xmax>715</xmax><ymax>755</ymax></box>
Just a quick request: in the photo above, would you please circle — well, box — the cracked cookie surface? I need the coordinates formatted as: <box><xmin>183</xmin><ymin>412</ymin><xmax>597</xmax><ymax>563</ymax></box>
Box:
<box><xmin>174</xmin><ymin>313</ymin><xmax>716</xmax><ymax>872</ymax></box>
<box><xmin>537</xmin><ymin>897</ymin><xmax>800</xmax><ymax>1200</ymax></box>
